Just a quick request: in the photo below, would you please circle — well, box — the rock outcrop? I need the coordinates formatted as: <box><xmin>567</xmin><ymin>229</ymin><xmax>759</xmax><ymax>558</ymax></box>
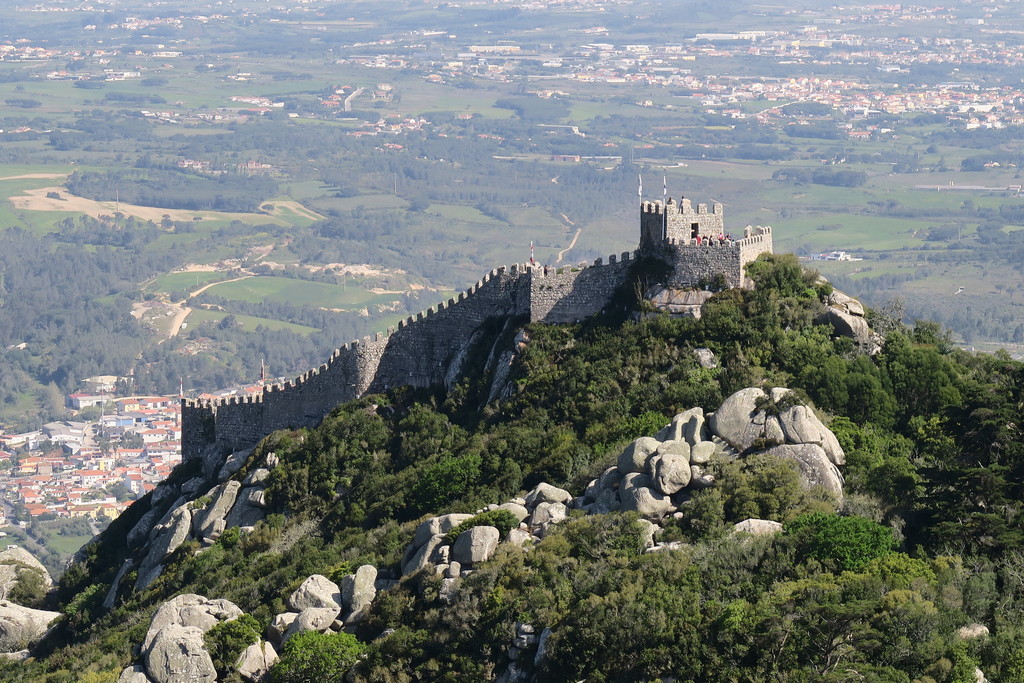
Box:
<box><xmin>143</xmin><ymin>594</ymin><xmax>243</xmax><ymax>652</ymax></box>
<box><xmin>287</xmin><ymin>575</ymin><xmax>342</xmax><ymax>612</ymax></box>
<box><xmin>116</xmin><ymin>593</ymin><xmax>251</xmax><ymax>683</ymax></box>
<box><xmin>143</xmin><ymin>623</ymin><xmax>217</xmax><ymax>683</ymax></box>
<box><xmin>708</xmin><ymin>387</ymin><xmax>774</xmax><ymax>453</ymax></box>
<box><xmin>262</xmin><ymin>565</ymin><xmax>384</xmax><ymax>652</ymax></box>
<box><xmin>137</xmin><ymin>506</ymin><xmax>193</xmax><ymax>590</ymax></box>
<box><xmin>341</xmin><ymin>565</ymin><xmax>377</xmax><ymax>624</ymax></box>
<box><xmin>283</xmin><ymin>607</ymin><xmax>339</xmax><ymax>642</ymax></box>
<box><xmin>452</xmin><ymin>526</ymin><xmax>500</xmax><ymax>566</ymax></box>
<box><xmin>0</xmin><ymin>547</ymin><xmax>52</xmax><ymax>600</ymax></box>
<box><xmin>237</xmin><ymin>641</ymin><xmax>278</xmax><ymax>681</ymax></box>
<box><xmin>707</xmin><ymin>387</ymin><xmax>845</xmax><ymax>470</ymax></box>
<box><xmin>616</xmin><ymin>437</ymin><xmax>660</xmax><ymax>474</ymax></box>
<box><xmin>816</xmin><ymin>307</ymin><xmax>871</xmax><ymax>346</ymax></box>
<box><xmin>645</xmin><ymin>285</ymin><xmax>715</xmax><ymax>318</ymax></box>
<box><xmin>762</xmin><ymin>444</ymin><xmax>844</xmax><ymax>499</ymax></box>
<box><xmin>414</xmin><ymin>513</ymin><xmax>474</xmax><ymax>547</ymax></box>
<box><xmin>732</xmin><ymin>519</ymin><xmax>784</xmax><ymax>536</ymax></box>
<box><xmin>117</xmin><ymin>665</ymin><xmax>152</xmax><ymax>683</ymax></box>
<box><xmin>126</xmin><ymin>447</ymin><xmax>274</xmax><ymax>595</ymax></box>
<box><xmin>0</xmin><ymin>600</ymin><xmax>60</xmax><ymax>653</ymax></box>
<box><xmin>400</xmin><ymin>387</ymin><xmax>846</xmax><ymax>606</ymax></box>
<box><xmin>192</xmin><ymin>481</ymin><xmax>242</xmax><ymax>543</ymax></box>
<box><xmin>523</xmin><ymin>483</ymin><xmax>572</xmax><ymax>508</ymax></box>
<box><xmin>817</xmin><ymin>287</ymin><xmax>877</xmax><ymax>350</ymax></box>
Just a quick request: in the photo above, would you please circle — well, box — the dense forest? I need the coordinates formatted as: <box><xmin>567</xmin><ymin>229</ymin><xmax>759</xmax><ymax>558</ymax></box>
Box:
<box><xmin>15</xmin><ymin>254</ymin><xmax>1024</xmax><ymax>682</ymax></box>
<box><xmin>65</xmin><ymin>169</ymin><xmax>278</xmax><ymax>213</ymax></box>
<box><xmin>0</xmin><ymin>228</ymin><xmax>170</xmax><ymax>426</ymax></box>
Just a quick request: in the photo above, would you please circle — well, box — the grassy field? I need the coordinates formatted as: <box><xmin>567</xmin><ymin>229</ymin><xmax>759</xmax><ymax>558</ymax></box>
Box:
<box><xmin>814</xmin><ymin>258</ymin><xmax>919</xmax><ymax>281</ymax></box>
<box><xmin>773</xmin><ymin>214</ymin><xmax>938</xmax><ymax>253</ymax></box>
<box><xmin>398</xmin><ymin>85</ymin><xmax>518</xmax><ymax>119</ymax></box>
<box><xmin>665</xmin><ymin>160</ymin><xmax>778</xmax><ymax>183</ymax></box>
<box><xmin>0</xmin><ymin>174</ymin><xmax>70</xmax><ymax>233</ymax></box>
<box><xmin>505</xmin><ymin>205</ymin><xmax>565</xmax><ymax>229</ymax></box>
<box><xmin>45</xmin><ymin>534</ymin><xmax>93</xmax><ymax>556</ymax></box>
<box><xmin>187</xmin><ymin>308</ymin><xmax>320</xmax><ymax>335</ymax></box>
<box><xmin>148</xmin><ymin>271</ymin><xmax>231</xmax><ymax>294</ymax></box>
<box><xmin>0</xmin><ymin>391</ymin><xmax>42</xmax><ymax>428</ymax></box>
<box><xmin>279</xmin><ymin>180</ymin><xmax>334</xmax><ymax>202</ymax></box>
<box><xmin>426</xmin><ymin>204</ymin><xmax>504</xmax><ymax>225</ymax></box>
<box><xmin>0</xmin><ymin>164</ymin><xmax>74</xmax><ymax>178</ymax></box>
<box><xmin>310</xmin><ymin>194</ymin><xmax>409</xmax><ymax>212</ymax></box>
<box><xmin>200</xmin><ymin>275</ymin><xmax>403</xmax><ymax>309</ymax></box>
<box><xmin>0</xmin><ymin>173</ymin><xmax>316</xmax><ymax>232</ymax></box>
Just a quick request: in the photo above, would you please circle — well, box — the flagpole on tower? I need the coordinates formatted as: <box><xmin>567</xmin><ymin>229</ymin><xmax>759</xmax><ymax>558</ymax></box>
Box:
<box><xmin>529</xmin><ymin>240</ymin><xmax>535</xmax><ymax>266</ymax></box>
<box><xmin>662</xmin><ymin>176</ymin><xmax>668</xmax><ymax>241</ymax></box>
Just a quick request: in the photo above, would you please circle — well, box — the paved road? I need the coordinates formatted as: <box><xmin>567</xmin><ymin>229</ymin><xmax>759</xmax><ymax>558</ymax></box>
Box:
<box><xmin>344</xmin><ymin>87</ymin><xmax>365</xmax><ymax>112</ymax></box>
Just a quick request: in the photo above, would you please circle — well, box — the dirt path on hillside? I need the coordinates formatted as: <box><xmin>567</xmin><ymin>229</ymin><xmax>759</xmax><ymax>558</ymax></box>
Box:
<box><xmin>188</xmin><ymin>275</ymin><xmax>252</xmax><ymax>300</ymax></box>
<box><xmin>162</xmin><ymin>275</ymin><xmax>254</xmax><ymax>340</ymax></box>
<box><xmin>556</xmin><ymin>229</ymin><xmax>581</xmax><ymax>263</ymax></box>
<box><xmin>165</xmin><ymin>305</ymin><xmax>193</xmax><ymax>340</ymax></box>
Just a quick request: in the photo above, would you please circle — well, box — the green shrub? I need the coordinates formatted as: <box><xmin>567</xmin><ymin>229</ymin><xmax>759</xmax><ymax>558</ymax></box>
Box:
<box><xmin>559</xmin><ymin>512</ymin><xmax>649</xmax><ymax>559</ymax></box>
<box><xmin>62</xmin><ymin>583</ymin><xmax>105</xmax><ymax>630</ymax></box>
<box><xmin>204</xmin><ymin>614</ymin><xmax>262</xmax><ymax>677</ymax></box>
<box><xmin>269</xmin><ymin>630</ymin><xmax>365</xmax><ymax>683</ymax></box>
<box><xmin>442</xmin><ymin>509</ymin><xmax>521</xmax><ymax>546</ymax></box>
<box><xmin>411</xmin><ymin>453</ymin><xmax>481</xmax><ymax>514</ymax></box>
<box><xmin>785</xmin><ymin>512</ymin><xmax>896</xmax><ymax>572</ymax></box>
<box><xmin>6</xmin><ymin>566</ymin><xmax>46</xmax><ymax>608</ymax></box>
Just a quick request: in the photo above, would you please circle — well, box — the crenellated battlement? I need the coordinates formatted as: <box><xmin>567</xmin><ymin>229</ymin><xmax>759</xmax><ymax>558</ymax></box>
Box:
<box><xmin>182</xmin><ymin>193</ymin><xmax>774</xmax><ymax>461</ymax></box>
<box><xmin>640</xmin><ymin>196</ymin><xmax>728</xmax><ymax>252</ymax></box>
<box><xmin>641</xmin><ymin>198</ymin><xmax>723</xmax><ymax>217</ymax></box>
<box><xmin>653</xmin><ymin>212</ymin><xmax>773</xmax><ymax>289</ymax></box>
<box><xmin>182</xmin><ymin>248</ymin><xmax>634</xmax><ymax>459</ymax></box>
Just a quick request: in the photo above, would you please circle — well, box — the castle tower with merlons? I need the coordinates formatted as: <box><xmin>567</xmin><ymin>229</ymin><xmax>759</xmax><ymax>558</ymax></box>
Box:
<box><xmin>182</xmin><ymin>194</ymin><xmax>773</xmax><ymax>460</ymax></box>
<box><xmin>640</xmin><ymin>196</ymin><xmax>773</xmax><ymax>289</ymax></box>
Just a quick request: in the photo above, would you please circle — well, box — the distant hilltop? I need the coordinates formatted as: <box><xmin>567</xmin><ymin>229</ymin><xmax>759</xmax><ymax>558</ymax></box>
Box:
<box><xmin>182</xmin><ymin>196</ymin><xmax>774</xmax><ymax>460</ymax></box>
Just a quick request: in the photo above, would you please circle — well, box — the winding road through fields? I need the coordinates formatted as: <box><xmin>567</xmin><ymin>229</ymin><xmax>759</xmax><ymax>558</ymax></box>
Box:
<box><xmin>164</xmin><ymin>275</ymin><xmax>253</xmax><ymax>339</ymax></box>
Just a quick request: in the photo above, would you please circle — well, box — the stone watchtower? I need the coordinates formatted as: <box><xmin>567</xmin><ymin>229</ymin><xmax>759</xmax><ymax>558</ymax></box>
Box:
<box><xmin>639</xmin><ymin>196</ymin><xmax>773</xmax><ymax>289</ymax></box>
<box><xmin>640</xmin><ymin>197</ymin><xmax>725</xmax><ymax>251</ymax></box>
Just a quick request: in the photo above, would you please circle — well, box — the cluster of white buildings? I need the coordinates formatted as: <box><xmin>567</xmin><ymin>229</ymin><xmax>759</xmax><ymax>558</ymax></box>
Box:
<box><xmin>0</xmin><ymin>394</ymin><xmax>183</xmax><ymax>522</ymax></box>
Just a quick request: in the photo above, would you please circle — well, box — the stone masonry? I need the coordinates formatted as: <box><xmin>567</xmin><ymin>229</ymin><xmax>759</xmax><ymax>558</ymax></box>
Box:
<box><xmin>182</xmin><ymin>197</ymin><xmax>773</xmax><ymax>460</ymax></box>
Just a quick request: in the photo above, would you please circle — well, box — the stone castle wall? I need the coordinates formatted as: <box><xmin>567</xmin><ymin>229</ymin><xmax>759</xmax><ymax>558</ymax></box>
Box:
<box><xmin>369</xmin><ymin>265</ymin><xmax>531</xmax><ymax>394</ymax></box>
<box><xmin>181</xmin><ymin>199</ymin><xmax>774</xmax><ymax>460</ymax></box>
<box><xmin>660</xmin><ymin>226</ymin><xmax>774</xmax><ymax>289</ymax></box>
<box><xmin>182</xmin><ymin>336</ymin><xmax>383</xmax><ymax>459</ymax></box>
<box><xmin>528</xmin><ymin>252</ymin><xmax>637</xmax><ymax>323</ymax></box>
<box><xmin>182</xmin><ymin>255</ymin><xmax>637</xmax><ymax>459</ymax></box>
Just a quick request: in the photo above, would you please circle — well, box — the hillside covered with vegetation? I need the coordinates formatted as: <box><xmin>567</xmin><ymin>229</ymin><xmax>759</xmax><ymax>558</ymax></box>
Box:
<box><xmin>7</xmin><ymin>254</ymin><xmax>1024</xmax><ymax>682</ymax></box>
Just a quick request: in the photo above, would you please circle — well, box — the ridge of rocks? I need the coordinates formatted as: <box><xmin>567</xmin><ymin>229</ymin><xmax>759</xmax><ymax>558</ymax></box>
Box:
<box><xmin>109</xmin><ymin>385</ymin><xmax>847</xmax><ymax>682</ymax></box>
